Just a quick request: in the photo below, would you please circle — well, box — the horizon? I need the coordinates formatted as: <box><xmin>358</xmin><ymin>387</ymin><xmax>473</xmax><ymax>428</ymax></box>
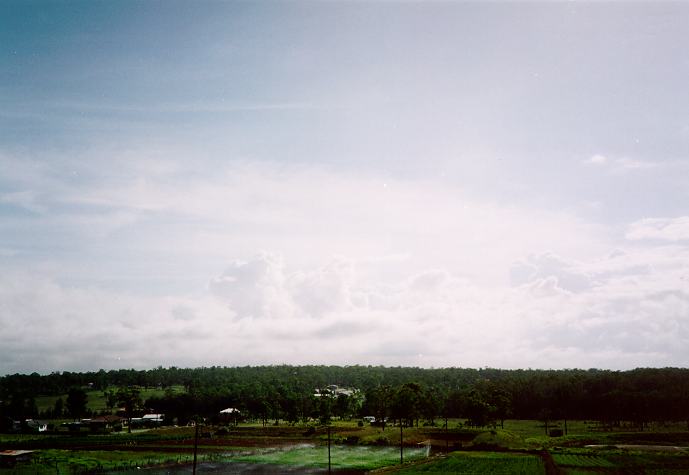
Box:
<box><xmin>5</xmin><ymin>364</ymin><xmax>689</xmax><ymax>379</ymax></box>
<box><xmin>2</xmin><ymin>1</ymin><xmax>688</xmax><ymax>374</ymax></box>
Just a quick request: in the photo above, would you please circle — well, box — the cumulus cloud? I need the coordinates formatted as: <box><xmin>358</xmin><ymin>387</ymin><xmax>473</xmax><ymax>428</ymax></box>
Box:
<box><xmin>4</xmin><ymin>240</ymin><xmax>688</xmax><ymax>374</ymax></box>
<box><xmin>209</xmin><ymin>253</ymin><xmax>294</xmax><ymax>319</ymax></box>
<box><xmin>510</xmin><ymin>253</ymin><xmax>595</xmax><ymax>292</ymax></box>
<box><xmin>1</xmin><ymin>149</ymin><xmax>688</xmax><ymax>373</ymax></box>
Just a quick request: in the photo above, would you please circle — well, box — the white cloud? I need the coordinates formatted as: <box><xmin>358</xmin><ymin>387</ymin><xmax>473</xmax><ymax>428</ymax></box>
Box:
<box><xmin>510</xmin><ymin>252</ymin><xmax>595</xmax><ymax>292</ymax></box>
<box><xmin>615</xmin><ymin>157</ymin><xmax>659</xmax><ymax>170</ymax></box>
<box><xmin>583</xmin><ymin>154</ymin><xmax>659</xmax><ymax>172</ymax></box>
<box><xmin>1</xmin><ymin>149</ymin><xmax>687</xmax><ymax>372</ymax></box>
<box><xmin>209</xmin><ymin>252</ymin><xmax>295</xmax><ymax>319</ymax></box>
<box><xmin>2</xmin><ymin>240</ymin><xmax>688</xmax><ymax>373</ymax></box>
<box><xmin>0</xmin><ymin>190</ymin><xmax>46</xmax><ymax>214</ymax></box>
<box><xmin>626</xmin><ymin>217</ymin><xmax>689</xmax><ymax>241</ymax></box>
<box><xmin>584</xmin><ymin>154</ymin><xmax>609</xmax><ymax>166</ymax></box>
<box><xmin>0</xmin><ymin>152</ymin><xmax>609</xmax><ymax>287</ymax></box>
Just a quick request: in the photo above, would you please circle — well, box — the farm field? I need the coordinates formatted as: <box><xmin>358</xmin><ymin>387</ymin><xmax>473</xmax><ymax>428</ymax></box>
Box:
<box><xmin>229</xmin><ymin>444</ymin><xmax>427</xmax><ymax>470</ymax></box>
<box><xmin>3</xmin><ymin>421</ymin><xmax>689</xmax><ymax>474</ymax></box>
<box><xmin>386</xmin><ymin>451</ymin><xmax>546</xmax><ymax>474</ymax></box>
<box><xmin>549</xmin><ymin>447</ymin><xmax>689</xmax><ymax>474</ymax></box>
<box><xmin>0</xmin><ymin>449</ymin><xmax>202</xmax><ymax>475</ymax></box>
<box><xmin>0</xmin><ymin>445</ymin><xmax>424</xmax><ymax>474</ymax></box>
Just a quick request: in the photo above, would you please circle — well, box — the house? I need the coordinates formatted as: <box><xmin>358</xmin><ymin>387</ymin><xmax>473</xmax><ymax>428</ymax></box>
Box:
<box><xmin>141</xmin><ymin>413</ymin><xmax>165</xmax><ymax>427</ymax></box>
<box><xmin>89</xmin><ymin>415</ymin><xmax>123</xmax><ymax>433</ymax></box>
<box><xmin>218</xmin><ymin>407</ymin><xmax>242</xmax><ymax>424</ymax></box>
<box><xmin>0</xmin><ymin>450</ymin><xmax>35</xmax><ymax>468</ymax></box>
<box><xmin>23</xmin><ymin>419</ymin><xmax>47</xmax><ymax>433</ymax></box>
<box><xmin>313</xmin><ymin>385</ymin><xmax>358</xmax><ymax>398</ymax></box>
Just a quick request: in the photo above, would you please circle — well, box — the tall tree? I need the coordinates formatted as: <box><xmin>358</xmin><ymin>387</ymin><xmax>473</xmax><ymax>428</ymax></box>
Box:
<box><xmin>66</xmin><ymin>387</ymin><xmax>88</xmax><ymax>420</ymax></box>
<box><xmin>117</xmin><ymin>387</ymin><xmax>142</xmax><ymax>433</ymax></box>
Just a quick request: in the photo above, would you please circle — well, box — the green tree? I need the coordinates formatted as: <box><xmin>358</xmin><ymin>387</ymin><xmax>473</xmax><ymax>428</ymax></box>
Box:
<box><xmin>104</xmin><ymin>389</ymin><xmax>118</xmax><ymax>413</ymax></box>
<box><xmin>391</xmin><ymin>383</ymin><xmax>422</xmax><ymax>427</ymax></box>
<box><xmin>117</xmin><ymin>387</ymin><xmax>142</xmax><ymax>433</ymax></box>
<box><xmin>367</xmin><ymin>384</ymin><xmax>393</xmax><ymax>430</ymax></box>
<box><xmin>66</xmin><ymin>387</ymin><xmax>88</xmax><ymax>420</ymax></box>
<box><xmin>463</xmin><ymin>385</ymin><xmax>495</xmax><ymax>428</ymax></box>
<box><xmin>53</xmin><ymin>398</ymin><xmax>64</xmax><ymax>418</ymax></box>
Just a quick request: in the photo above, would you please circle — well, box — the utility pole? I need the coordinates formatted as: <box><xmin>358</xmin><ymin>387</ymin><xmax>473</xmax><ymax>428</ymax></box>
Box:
<box><xmin>192</xmin><ymin>419</ymin><xmax>199</xmax><ymax>475</ymax></box>
<box><xmin>400</xmin><ymin>424</ymin><xmax>403</xmax><ymax>464</ymax></box>
<box><xmin>327</xmin><ymin>425</ymin><xmax>332</xmax><ymax>474</ymax></box>
<box><xmin>445</xmin><ymin>417</ymin><xmax>449</xmax><ymax>453</ymax></box>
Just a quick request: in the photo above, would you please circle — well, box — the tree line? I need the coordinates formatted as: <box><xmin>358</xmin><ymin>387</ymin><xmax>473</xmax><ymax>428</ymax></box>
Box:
<box><xmin>2</xmin><ymin>366</ymin><xmax>689</xmax><ymax>430</ymax></box>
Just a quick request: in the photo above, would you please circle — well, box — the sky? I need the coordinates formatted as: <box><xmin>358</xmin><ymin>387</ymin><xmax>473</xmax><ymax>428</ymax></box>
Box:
<box><xmin>1</xmin><ymin>1</ymin><xmax>689</xmax><ymax>375</ymax></box>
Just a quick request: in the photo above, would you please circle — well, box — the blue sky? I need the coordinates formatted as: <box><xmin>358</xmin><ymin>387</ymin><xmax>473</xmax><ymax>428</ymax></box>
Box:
<box><xmin>1</xmin><ymin>1</ymin><xmax>689</xmax><ymax>374</ymax></box>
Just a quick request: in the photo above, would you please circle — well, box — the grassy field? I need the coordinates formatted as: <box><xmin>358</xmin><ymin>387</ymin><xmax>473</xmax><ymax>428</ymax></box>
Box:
<box><xmin>34</xmin><ymin>386</ymin><xmax>186</xmax><ymax>415</ymax></box>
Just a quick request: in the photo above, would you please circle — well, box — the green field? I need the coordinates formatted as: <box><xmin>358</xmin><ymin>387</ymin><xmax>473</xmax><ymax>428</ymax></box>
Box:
<box><xmin>4</xmin><ymin>420</ymin><xmax>689</xmax><ymax>475</ymax></box>
<box><xmin>0</xmin><ymin>449</ymin><xmax>203</xmax><ymax>475</ymax></box>
<box><xmin>228</xmin><ymin>444</ymin><xmax>427</xmax><ymax>470</ymax></box>
<box><xmin>388</xmin><ymin>451</ymin><xmax>545</xmax><ymax>474</ymax></box>
<box><xmin>35</xmin><ymin>386</ymin><xmax>186</xmax><ymax>415</ymax></box>
<box><xmin>550</xmin><ymin>447</ymin><xmax>689</xmax><ymax>474</ymax></box>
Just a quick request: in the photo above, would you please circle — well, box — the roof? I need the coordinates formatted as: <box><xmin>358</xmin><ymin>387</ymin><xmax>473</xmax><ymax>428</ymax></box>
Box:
<box><xmin>90</xmin><ymin>415</ymin><xmax>122</xmax><ymax>423</ymax></box>
<box><xmin>0</xmin><ymin>450</ymin><xmax>35</xmax><ymax>457</ymax></box>
<box><xmin>142</xmin><ymin>414</ymin><xmax>164</xmax><ymax>420</ymax></box>
<box><xmin>219</xmin><ymin>407</ymin><xmax>240</xmax><ymax>414</ymax></box>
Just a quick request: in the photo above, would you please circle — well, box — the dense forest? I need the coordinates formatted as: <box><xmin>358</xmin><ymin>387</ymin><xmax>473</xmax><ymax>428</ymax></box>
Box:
<box><xmin>2</xmin><ymin>366</ymin><xmax>689</xmax><ymax>430</ymax></box>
